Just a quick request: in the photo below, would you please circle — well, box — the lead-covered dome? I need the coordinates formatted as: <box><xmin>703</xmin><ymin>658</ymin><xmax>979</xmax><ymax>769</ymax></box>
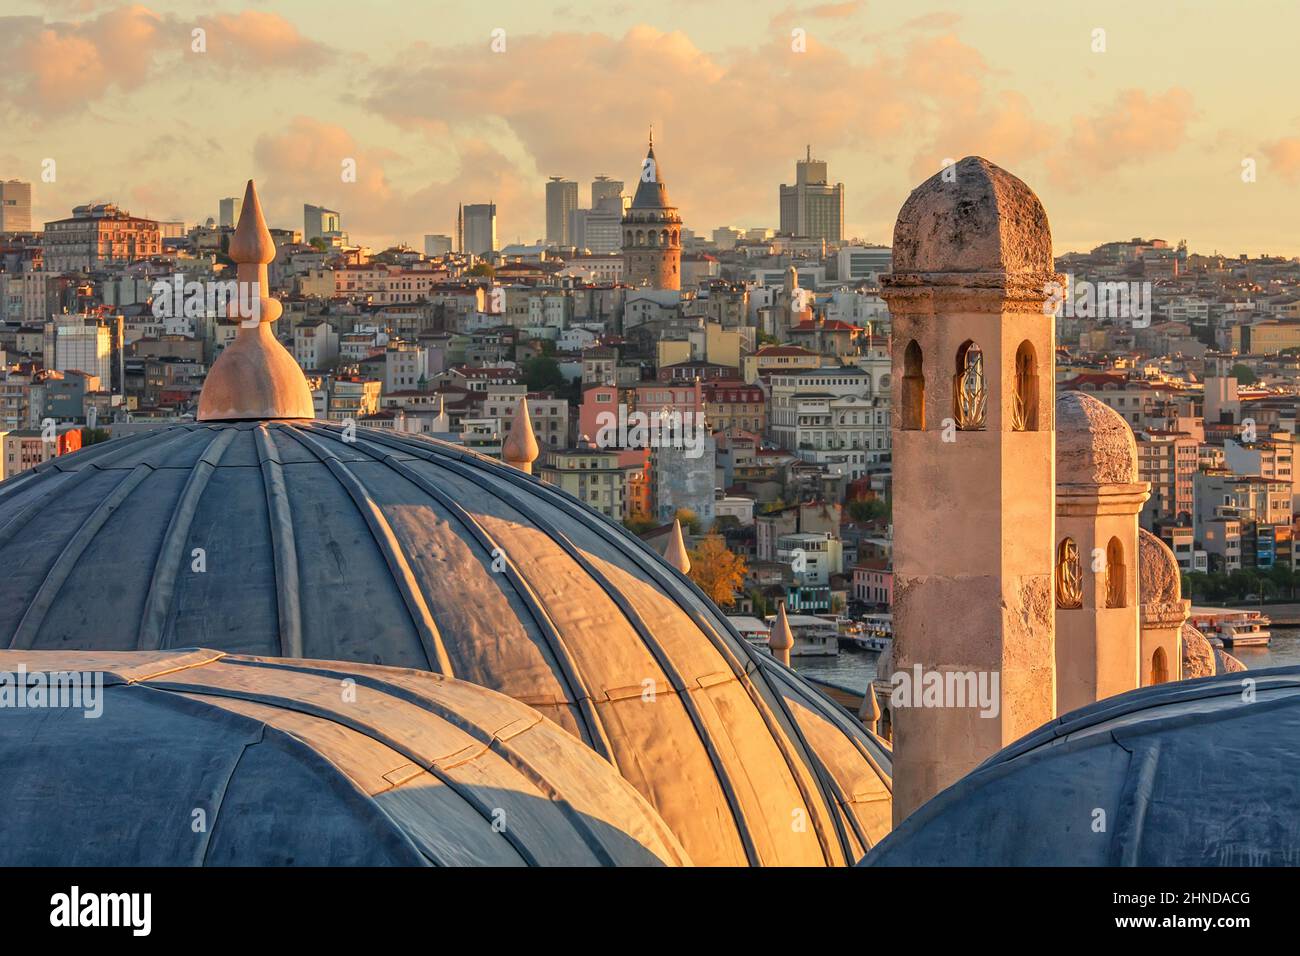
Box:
<box><xmin>0</xmin><ymin>649</ymin><xmax>688</xmax><ymax>866</ymax></box>
<box><xmin>863</xmin><ymin>665</ymin><xmax>1300</xmax><ymax>866</ymax></box>
<box><xmin>1057</xmin><ymin>390</ymin><xmax>1139</xmax><ymax>484</ymax></box>
<box><xmin>0</xmin><ymin>420</ymin><xmax>892</xmax><ymax>865</ymax></box>
<box><xmin>890</xmin><ymin>156</ymin><xmax>1054</xmax><ymax>275</ymax></box>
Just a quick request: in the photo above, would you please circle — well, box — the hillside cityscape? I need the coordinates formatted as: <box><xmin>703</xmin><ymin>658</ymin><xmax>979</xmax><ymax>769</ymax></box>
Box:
<box><xmin>5</xmin><ymin>144</ymin><xmax>1300</xmax><ymax>651</ymax></box>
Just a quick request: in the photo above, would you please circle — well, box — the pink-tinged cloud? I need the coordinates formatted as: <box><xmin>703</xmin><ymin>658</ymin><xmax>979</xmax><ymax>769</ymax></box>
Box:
<box><xmin>1048</xmin><ymin>88</ymin><xmax>1196</xmax><ymax>188</ymax></box>
<box><xmin>362</xmin><ymin>25</ymin><xmax>1041</xmax><ymax>239</ymax></box>
<box><xmin>1261</xmin><ymin>138</ymin><xmax>1300</xmax><ymax>183</ymax></box>
<box><xmin>250</xmin><ymin>117</ymin><xmax>530</xmax><ymax>244</ymax></box>
<box><xmin>194</xmin><ymin>11</ymin><xmax>333</xmax><ymax>71</ymax></box>
<box><xmin>0</xmin><ymin>5</ymin><xmax>164</xmax><ymax>113</ymax></box>
<box><xmin>0</xmin><ymin>6</ymin><xmax>333</xmax><ymax>116</ymax></box>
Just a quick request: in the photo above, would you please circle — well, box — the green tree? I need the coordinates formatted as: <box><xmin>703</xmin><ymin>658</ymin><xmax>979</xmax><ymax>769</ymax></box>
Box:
<box><xmin>848</xmin><ymin>498</ymin><xmax>889</xmax><ymax>522</ymax></box>
<box><xmin>522</xmin><ymin>356</ymin><xmax>564</xmax><ymax>392</ymax></box>
<box><xmin>1230</xmin><ymin>363</ymin><xmax>1257</xmax><ymax>386</ymax></box>
<box><xmin>469</xmin><ymin>262</ymin><xmax>495</xmax><ymax>278</ymax></box>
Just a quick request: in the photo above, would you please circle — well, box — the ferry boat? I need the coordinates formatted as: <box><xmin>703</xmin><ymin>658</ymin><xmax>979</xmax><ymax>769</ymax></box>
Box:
<box><xmin>839</xmin><ymin>613</ymin><xmax>892</xmax><ymax>652</ymax></box>
<box><xmin>1188</xmin><ymin>608</ymin><xmax>1271</xmax><ymax>648</ymax></box>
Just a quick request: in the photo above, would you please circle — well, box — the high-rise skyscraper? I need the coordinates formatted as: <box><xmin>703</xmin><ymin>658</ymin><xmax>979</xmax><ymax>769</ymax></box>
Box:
<box><xmin>779</xmin><ymin>146</ymin><xmax>844</xmax><ymax>243</ymax></box>
<box><xmin>424</xmin><ymin>234</ymin><xmax>452</xmax><ymax>257</ymax></box>
<box><xmin>463</xmin><ymin>203</ymin><xmax>498</xmax><ymax>256</ymax></box>
<box><xmin>304</xmin><ymin>204</ymin><xmax>341</xmax><ymax>242</ymax></box>
<box><xmin>622</xmin><ymin>135</ymin><xmax>682</xmax><ymax>291</ymax></box>
<box><xmin>219</xmin><ymin>197</ymin><xmax>242</xmax><ymax>229</ymax></box>
<box><xmin>591</xmin><ymin>176</ymin><xmax>623</xmax><ymax>207</ymax></box>
<box><xmin>0</xmin><ymin>181</ymin><xmax>33</xmax><ymax>232</ymax></box>
<box><xmin>545</xmin><ymin>177</ymin><xmax>578</xmax><ymax>246</ymax></box>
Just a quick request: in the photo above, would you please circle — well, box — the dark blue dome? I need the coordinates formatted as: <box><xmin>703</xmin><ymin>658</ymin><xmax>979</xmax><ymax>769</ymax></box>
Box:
<box><xmin>863</xmin><ymin>665</ymin><xmax>1300</xmax><ymax>866</ymax></box>
<box><xmin>0</xmin><ymin>420</ymin><xmax>892</xmax><ymax>865</ymax></box>
<box><xmin>0</xmin><ymin>649</ymin><xmax>688</xmax><ymax>866</ymax></box>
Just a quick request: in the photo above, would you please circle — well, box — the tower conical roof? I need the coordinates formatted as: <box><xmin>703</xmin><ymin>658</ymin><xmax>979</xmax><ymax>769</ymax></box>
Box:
<box><xmin>630</xmin><ymin>138</ymin><xmax>674</xmax><ymax>210</ymax></box>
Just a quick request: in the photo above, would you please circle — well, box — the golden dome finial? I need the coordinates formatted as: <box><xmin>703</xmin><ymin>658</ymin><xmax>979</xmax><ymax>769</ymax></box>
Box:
<box><xmin>197</xmin><ymin>180</ymin><xmax>315</xmax><ymax>421</ymax></box>
<box><xmin>502</xmin><ymin>396</ymin><xmax>540</xmax><ymax>474</ymax></box>
<box><xmin>664</xmin><ymin>518</ymin><xmax>691</xmax><ymax>573</ymax></box>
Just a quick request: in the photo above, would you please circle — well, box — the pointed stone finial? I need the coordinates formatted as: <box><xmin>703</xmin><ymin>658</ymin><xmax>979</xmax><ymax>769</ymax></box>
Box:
<box><xmin>769</xmin><ymin>601</ymin><xmax>794</xmax><ymax>667</ymax></box>
<box><xmin>502</xmin><ymin>396</ymin><xmax>539</xmax><ymax>474</ymax></box>
<box><xmin>664</xmin><ymin>518</ymin><xmax>690</xmax><ymax>573</ymax></box>
<box><xmin>198</xmin><ymin>181</ymin><xmax>314</xmax><ymax>421</ymax></box>
<box><xmin>858</xmin><ymin>684</ymin><xmax>882</xmax><ymax>733</ymax></box>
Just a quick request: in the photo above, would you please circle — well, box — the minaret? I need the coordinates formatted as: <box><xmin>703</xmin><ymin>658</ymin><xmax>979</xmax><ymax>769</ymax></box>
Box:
<box><xmin>198</xmin><ymin>180</ymin><xmax>314</xmax><ymax>421</ymax></box>
<box><xmin>622</xmin><ymin>133</ymin><xmax>682</xmax><ymax>291</ymax></box>
<box><xmin>880</xmin><ymin>157</ymin><xmax>1059</xmax><ymax>824</ymax></box>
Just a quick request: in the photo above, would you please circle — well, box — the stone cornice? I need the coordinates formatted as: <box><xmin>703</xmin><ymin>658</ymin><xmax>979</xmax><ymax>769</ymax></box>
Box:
<box><xmin>1056</xmin><ymin>481</ymin><xmax>1152</xmax><ymax>516</ymax></box>
<box><xmin>881</xmin><ymin>270</ymin><xmax>1064</xmax><ymax>314</ymax></box>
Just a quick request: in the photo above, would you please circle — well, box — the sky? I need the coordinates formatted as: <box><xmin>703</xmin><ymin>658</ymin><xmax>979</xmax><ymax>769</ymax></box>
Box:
<box><xmin>3</xmin><ymin>0</ymin><xmax>1299</xmax><ymax>257</ymax></box>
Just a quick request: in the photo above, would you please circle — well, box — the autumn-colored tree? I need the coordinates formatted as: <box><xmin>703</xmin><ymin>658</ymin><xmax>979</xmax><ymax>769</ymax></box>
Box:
<box><xmin>688</xmin><ymin>536</ymin><xmax>747</xmax><ymax>607</ymax></box>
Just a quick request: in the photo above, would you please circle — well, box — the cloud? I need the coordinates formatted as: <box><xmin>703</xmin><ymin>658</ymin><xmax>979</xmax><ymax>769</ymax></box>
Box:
<box><xmin>250</xmin><ymin>117</ymin><xmax>531</xmax><ymax>244</ymax></box>
<box><xmin>193</xmin><ymin>11</ymin><xmax>334</xmax><ymax>71</ymax></box>
<box><xmin>0</xmin><ymin>6</ymin><xmax>334</xmax><ymax>115</ymax></box>
<box><xmin>0</xmin><ymin>5</ymin><xmax>164</xmax><ymax>113</ymax></box>
<box><xmin>1261</xmin><ymin>137</ymin><xmax>1300</xmax><ymax>183</ymax></box>
<box><xmin>1048</xmin><ymin>88</ymin><xmax>1195</xmax><ymax>188</ymax></box>
<box><xmin>361</xmin><ymin>25</ymin><xmax>1044</xmax><ymax>239</ymax></box>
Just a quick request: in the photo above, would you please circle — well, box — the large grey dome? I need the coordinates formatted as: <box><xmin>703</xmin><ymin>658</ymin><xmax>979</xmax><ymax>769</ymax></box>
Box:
<box><xmin>862</xmin><ymin>664</ymin><xmax>1300</xmax><ymax>866</ymax></box>
<box><xmin>0</xmin><ymin>420</ymin><xmax>892</xmax><ymax>866</ymax></box>
<box><xmin>0</xmin><ymin>649</ymin><xmax>688</xmax><ymax>866</ymax></box>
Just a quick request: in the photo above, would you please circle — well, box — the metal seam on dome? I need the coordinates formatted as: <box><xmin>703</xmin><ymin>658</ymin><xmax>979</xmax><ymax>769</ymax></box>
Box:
<box><xmin>284</xmin><ymin>424</ymin><xmax>867</xmax><ymax>864</ymax></box>
<box><xmin>404</xmin><ymin>448</ymin><xmax>764</xmax><ymax>866</ymax></box>
<box><xmin>329</xmin><ymin>430</ymin><xmax>619</xmax><ymax>767</ymax></box>
<box><xmin>225</xmin><ymin>657</ymin><xmax>631</xmax><ymax>865</ymax></box>
<box><xmin>153</xmin><ymin>678</ymin><xmax>542</xmax><ymax>865</ymax></box>
<box><xmin>365</xmin><ymin>428</ymin><xmax>854</xmax><ymax>862</ymax></box>
<box><xmin>10</xmin><ymin>464</ymin><xmax>154</xmax><ymax>649</ymax></box>
<box><xmin>257</xmin><ymin>426</ymin><xmax>304</xmax><ymax>658</ymax></box>
<box><xmin>138</xmin><ymin>428</ymin><xmax>238</xmax><ymax>650</ymax></box>
<box><xmin>277</xmin><ymin>424</ymin><xmax>454</xmax><ymax>675</ymax></box>
<box><xmin>0</xmin><ymin>426</ymin><xmax>200</xmax><ymax>551</ymax></box>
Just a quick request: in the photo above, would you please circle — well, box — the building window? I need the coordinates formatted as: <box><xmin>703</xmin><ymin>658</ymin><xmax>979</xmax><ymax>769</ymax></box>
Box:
<box><xmin>1056</xmin><ymin>537</ymin><xmax>1083</xmax><ymax>609</ymax></box>
<box><xmin>1105</xmin><ymin>537</ymin><xmax>1126</xmax><ymax>608</ymax></box>
<box><xmin>1012</xmin><ymin>340</ymin><xmax>1038</xmax><ymax>431</ymax></box>
<box><xmin>953</xmin><ymin>340</ymin><xmax>986</xmax><ymax>430</ymax></box>
<box><xmin>902</xmin><ymin>340</ymin><xmax>924</xmax><ymax>430</ymax></box>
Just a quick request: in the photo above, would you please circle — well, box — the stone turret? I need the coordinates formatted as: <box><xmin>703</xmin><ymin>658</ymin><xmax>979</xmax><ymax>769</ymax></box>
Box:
<box><xmin>882</xmin><ymin>157</ymin><xmax>1060</xmax><ymax>824</ymax></box>
<box><xmin>1055</xmin><ymin>391</ymin><xmax>1150</xmax><ymax>711</ymax></box>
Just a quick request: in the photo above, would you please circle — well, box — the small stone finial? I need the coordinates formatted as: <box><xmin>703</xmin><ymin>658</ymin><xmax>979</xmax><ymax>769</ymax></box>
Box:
<box><xmin>502</xmin><ymin>397</ymin><xmax>540</xmax><ymax>474</ymax></box>
<box><xmin>664</xmin><ymin>518</ymin><xmax>691</xmax><ymax>574</ymax></box>
<box><xmin>769</xmin><ymin>601</ymin><xmax>794</xmax><ymax>668</ymax></box>
<box><xmin>198</xmin><ymin>180</ymin><xmax>314</xmax><ymax>421</ymax></box>
<box><xmin>858</xmin><ymin>685</ymin><xmax>882</xmax><ymax>733</ymax></box>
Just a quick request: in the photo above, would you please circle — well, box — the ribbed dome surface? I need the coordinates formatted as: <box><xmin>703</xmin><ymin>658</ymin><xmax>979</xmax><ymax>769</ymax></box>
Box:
<box><xmin>0</xmin><ymin>649</ymin><xmax>688</xmax><ymax>866</ymax></box>
<box><xmin>863</xmin><ymin>665</ymin><xmax>1300</xmax><ymax>866</ymax></box>
<box><xmin>0</xmin><ymin>421</ymin><xmax>892</xmax><ymax>865</ymax></box>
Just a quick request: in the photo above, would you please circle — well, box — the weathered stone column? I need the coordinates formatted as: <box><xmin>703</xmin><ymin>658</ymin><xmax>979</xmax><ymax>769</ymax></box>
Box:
<box><xmin>881</xmin><ymin>156</ymin><xmax>1059</xmax><ymax>824</ymax></box>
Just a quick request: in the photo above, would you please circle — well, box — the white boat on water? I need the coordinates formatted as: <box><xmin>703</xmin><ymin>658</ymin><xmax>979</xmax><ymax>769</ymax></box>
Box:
<box><xmin>1188</xmin><ymin>608</ymin><xmax>1271</xmax><ymax>648</ymax></box>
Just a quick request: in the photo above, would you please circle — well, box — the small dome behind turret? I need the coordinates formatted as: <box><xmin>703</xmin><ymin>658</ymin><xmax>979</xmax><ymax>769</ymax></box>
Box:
<box><xmin>1057</xmin><ymin>390</ymin><xmax>1139</xmax><ymax>485</ymax></box>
